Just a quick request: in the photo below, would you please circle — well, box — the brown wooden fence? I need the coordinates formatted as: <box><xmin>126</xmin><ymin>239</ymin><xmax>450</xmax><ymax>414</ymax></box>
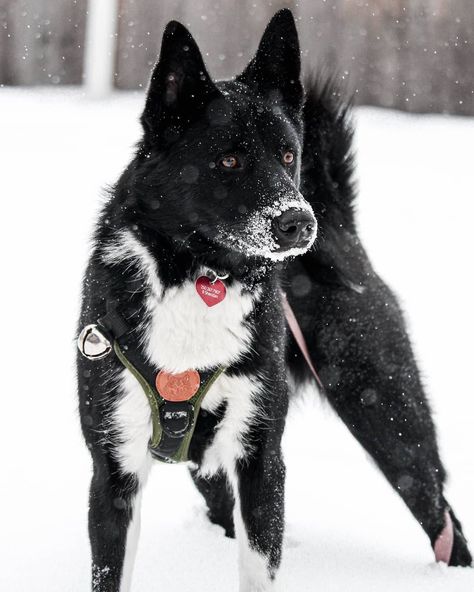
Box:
<box><xmin>1</xmin><ymin>0</ymin><xmax>473</xmax><ymax>115</ymax></box>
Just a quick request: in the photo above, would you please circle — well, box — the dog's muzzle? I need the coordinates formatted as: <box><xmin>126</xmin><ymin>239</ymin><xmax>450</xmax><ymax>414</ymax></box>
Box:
<box><xmin>272</xmin><ymin>208</ymin><xmax>317</xmax><ymax>251</ymax></box>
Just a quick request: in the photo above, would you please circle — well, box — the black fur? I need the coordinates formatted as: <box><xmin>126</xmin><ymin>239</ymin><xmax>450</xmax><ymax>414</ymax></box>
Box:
<box><xmin>77</xmin><ymin>9</ymin><xmax>471</xmax><ymax>592</ymax></box>
<box><xmin>199</xmin><ymin>78</ymin><xmax>472</xmax><ymax>566</ymax></box>
<box><xmin>79</xmin><ymin>10</ymin><xmax>305</xmax><ymax>591</ymax></box>
<box><xmin>285</xmin><ymin>80</ymin><xmax>472</xmax><ymax>565</ymax></box>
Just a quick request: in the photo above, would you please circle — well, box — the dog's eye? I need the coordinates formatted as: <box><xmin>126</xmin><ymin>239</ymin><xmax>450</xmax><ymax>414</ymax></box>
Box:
<box><xmin>219</xmin><ymin>155</ymin><xmax>240</xmax><ymax>169</ymax></box>
<box><xmin>282</xmin><ymin>151</ymin><xmax>295</xmax><ymax>165</ymax></box>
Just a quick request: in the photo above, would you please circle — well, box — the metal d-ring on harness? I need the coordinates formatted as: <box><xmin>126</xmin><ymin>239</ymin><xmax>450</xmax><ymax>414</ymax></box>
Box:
<box><xmin>78</xmin><ymin>305</ymin><xmax>226</xmax><ymax>464</ymax></box>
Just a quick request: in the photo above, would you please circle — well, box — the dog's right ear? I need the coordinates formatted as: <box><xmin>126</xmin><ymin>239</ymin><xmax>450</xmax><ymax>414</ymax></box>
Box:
<box><xmin>141</xmin><ymin>21</ymin><xmax>220</xmax><ymax>145</ymax></box>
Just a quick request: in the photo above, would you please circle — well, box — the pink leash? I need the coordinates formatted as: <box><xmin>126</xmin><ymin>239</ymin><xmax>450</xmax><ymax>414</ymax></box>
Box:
<box><xmin>282</xmin><ymin>292</ymin><xmax>454</xmax><ymax>565</ymax></box>
<box><xmin>282</xmin><ymin>293</ymin><xmax>324</xmax><ymax>391</ymax></box>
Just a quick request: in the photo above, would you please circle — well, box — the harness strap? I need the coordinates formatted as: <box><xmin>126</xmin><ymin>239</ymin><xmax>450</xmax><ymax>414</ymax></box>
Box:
<box><xmin>96</xmin><ymin>292</ymin><xmax>320</xmax><ymax>460</ymax></box>
<box><xmin>98</xmin><ymin>306</ymin><xmax>225</xmax><ymax>464</ymax></box>
<box><xmin>282</xmin><ymin>293</ymin><xmax>324</xmax><ymax>391</ymax></box>
<box><xmin>114</xmin><ymin>342</ymin><xmax>225</xmax><ymax>463</ymax></box>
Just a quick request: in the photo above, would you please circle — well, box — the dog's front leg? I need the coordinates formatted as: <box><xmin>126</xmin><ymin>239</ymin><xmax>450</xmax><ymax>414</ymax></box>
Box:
<box><xmin>233</xmin><ymin>446</ymin><xmax>285</xmax><ymax>592</ymax></box>
<box><xmin>88</xmin><ymin>455</ymin><xmax>143</xmax><ymax>592</ymax></box>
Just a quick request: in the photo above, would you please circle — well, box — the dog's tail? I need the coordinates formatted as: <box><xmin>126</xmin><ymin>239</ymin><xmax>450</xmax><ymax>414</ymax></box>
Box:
<box><xmin>302</xmin><ymin>75</ymin><xmax>357</xmax><ymax>234</ymax></box>
<box><xmin>295</xmin><ymin>76</ymin><xmax>367</xmax><ymax>289</ymax></box>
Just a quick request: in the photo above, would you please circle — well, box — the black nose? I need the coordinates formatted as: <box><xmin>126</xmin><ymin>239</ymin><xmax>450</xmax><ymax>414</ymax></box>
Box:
<box><xmin>272</xmin><ymin>208</ymin><xmax>316</xmax><ymax>249</ymax></box>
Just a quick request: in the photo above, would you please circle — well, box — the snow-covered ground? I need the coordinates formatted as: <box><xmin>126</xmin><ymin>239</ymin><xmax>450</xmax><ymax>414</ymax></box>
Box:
<box><xmin>0</xmin><ymin>88</ymin><xmax>473</xmax><ymax>591</ymax></box>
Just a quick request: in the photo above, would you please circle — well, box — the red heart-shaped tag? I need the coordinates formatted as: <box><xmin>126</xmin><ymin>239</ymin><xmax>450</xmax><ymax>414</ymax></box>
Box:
<box><xmin>155</xmin><ymin>369</ymin><xmax>201</xmax><ymax>402</ymax></box>
<box><xmin>195</xmin><ymin>276</ymin><xmax>227</xmax><ymax>307</ymax></box>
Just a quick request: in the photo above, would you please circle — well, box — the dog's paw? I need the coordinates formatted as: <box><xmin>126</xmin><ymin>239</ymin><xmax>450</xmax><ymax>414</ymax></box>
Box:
<box><xmin>449</xmin><ymin>526</ymin><xmax>472</xmax><ymax>567</ymax></box>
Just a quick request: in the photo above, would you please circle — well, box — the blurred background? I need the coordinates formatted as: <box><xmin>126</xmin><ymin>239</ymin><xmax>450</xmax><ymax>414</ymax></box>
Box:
<box><xmin>0</xmin><ymin>0</ymin><xmax>473</xmax><ymax>114</ymax></box>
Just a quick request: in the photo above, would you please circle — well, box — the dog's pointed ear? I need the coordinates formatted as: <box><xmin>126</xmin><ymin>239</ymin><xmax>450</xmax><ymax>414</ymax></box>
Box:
<box><xmin>141</xmin><ymin>20</ymin><xmax>220</xmax><ymax>144</ymax></box>
<box><xmin>237</xmin><ymin>9</ymin><xmax>303</xmax><ymax>113</ymax></box>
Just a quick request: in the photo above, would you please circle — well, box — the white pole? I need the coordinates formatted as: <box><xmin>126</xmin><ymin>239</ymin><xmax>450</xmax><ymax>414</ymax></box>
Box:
<box><xmin>84</xmin><ymin>0</ymin><xmax>119</xmax><ymax>98</ymax></box>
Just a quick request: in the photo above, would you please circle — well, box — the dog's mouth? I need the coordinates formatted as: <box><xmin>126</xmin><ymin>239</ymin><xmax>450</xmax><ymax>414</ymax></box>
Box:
<box><xmin>215</xmin><ymin>199</ymin><xmax>318</xmax><ymax>261</ymax></box>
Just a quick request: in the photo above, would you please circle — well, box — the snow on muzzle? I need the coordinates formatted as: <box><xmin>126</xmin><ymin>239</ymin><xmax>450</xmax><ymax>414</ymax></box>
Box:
<box><xmin>219</xmin><ymin>195</ymin><xmax>318</xmax><ymax>261</ymax></box>
<box><xmin>262</xmin><ymin>196</ymin><xmax>317</xmax><ymax>259</ymax></box>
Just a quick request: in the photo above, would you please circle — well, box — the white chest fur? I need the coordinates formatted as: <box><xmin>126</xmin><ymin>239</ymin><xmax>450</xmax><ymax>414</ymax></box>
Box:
<box><xmin>144</xmin><ymin>278</ymin><xmax>255</xmax><ymax>373</ymax></box>
<box><xmin>103</xmin><ymin>230</ymin><xmax>260</xmax><ymax>476</ymax></box>
<box><xmin>102</xmin><ymin>229</ymin><xmax>257</xmax><ymax>374</ymax></box>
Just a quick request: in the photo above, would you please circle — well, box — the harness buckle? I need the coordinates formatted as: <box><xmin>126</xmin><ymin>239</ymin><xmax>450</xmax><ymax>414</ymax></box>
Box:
<box><xmin>159</xmin><ymin>401</ymin><xmax>194</xmax><ymax>438</ymax></box>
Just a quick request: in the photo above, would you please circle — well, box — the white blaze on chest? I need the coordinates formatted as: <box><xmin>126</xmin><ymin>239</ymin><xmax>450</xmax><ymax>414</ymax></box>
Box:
<box><xmin>144</xmin><ymin>279</ymin><xmax>255</xmax><ymax>373</ymax></box>
<box><xmin>102</xmin><ymin>229</ymin><xmax>257</xmax><ymax>374</ymax></box>
<box><xmin>103</xmin><ymin>229</ymin><xmax>260</xmax><ymax>476</ymax></box>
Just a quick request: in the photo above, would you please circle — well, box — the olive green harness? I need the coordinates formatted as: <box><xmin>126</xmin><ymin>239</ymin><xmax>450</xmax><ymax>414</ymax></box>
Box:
<box><xmin>78</xmin><ymin>305</ymin><xmax>227</xmax><ymax>464</ymax></box>
<box><xmin>113</xmin><ymin>341</ymin><xmax>225</xmax><ymax>463</ymax></box>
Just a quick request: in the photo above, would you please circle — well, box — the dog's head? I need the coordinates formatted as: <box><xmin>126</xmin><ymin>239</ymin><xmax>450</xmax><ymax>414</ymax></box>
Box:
<box><xmin>133</xmin><ymin>9</ymin><xmax>317</xmax><ymax>263</ymax></box>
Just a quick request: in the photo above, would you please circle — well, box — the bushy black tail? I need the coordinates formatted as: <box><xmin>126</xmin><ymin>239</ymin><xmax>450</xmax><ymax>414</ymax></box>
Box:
<box><xmin>302</xmin><ymin>75</ymin><xmax>357</xmax><ymax>234</ymax></box>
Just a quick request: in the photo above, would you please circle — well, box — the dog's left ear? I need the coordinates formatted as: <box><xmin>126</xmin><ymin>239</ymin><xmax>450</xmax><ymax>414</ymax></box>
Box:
<box><xmin>237</xmin><ymin>9</ymin><xmax>303</xmax><ymax>113</ymax></box>
<box><xmin>141</xmin><ymin>20</ymin><xmax>220</xmax><ymax>145</ymax></box>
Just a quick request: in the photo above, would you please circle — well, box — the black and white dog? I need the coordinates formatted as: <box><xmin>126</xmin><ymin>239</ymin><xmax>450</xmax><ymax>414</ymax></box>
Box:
<box><xmin>77</xmin><ymin>9</ymin><xmax>471</xmax><ymax>592</ymax></box>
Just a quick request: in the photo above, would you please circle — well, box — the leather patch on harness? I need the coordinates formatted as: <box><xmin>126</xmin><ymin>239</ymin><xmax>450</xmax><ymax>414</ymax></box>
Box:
<box><xmin>155</xmin><ymin>369</ymin><xmax>201</xmax><ymax>402</ymax></box>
